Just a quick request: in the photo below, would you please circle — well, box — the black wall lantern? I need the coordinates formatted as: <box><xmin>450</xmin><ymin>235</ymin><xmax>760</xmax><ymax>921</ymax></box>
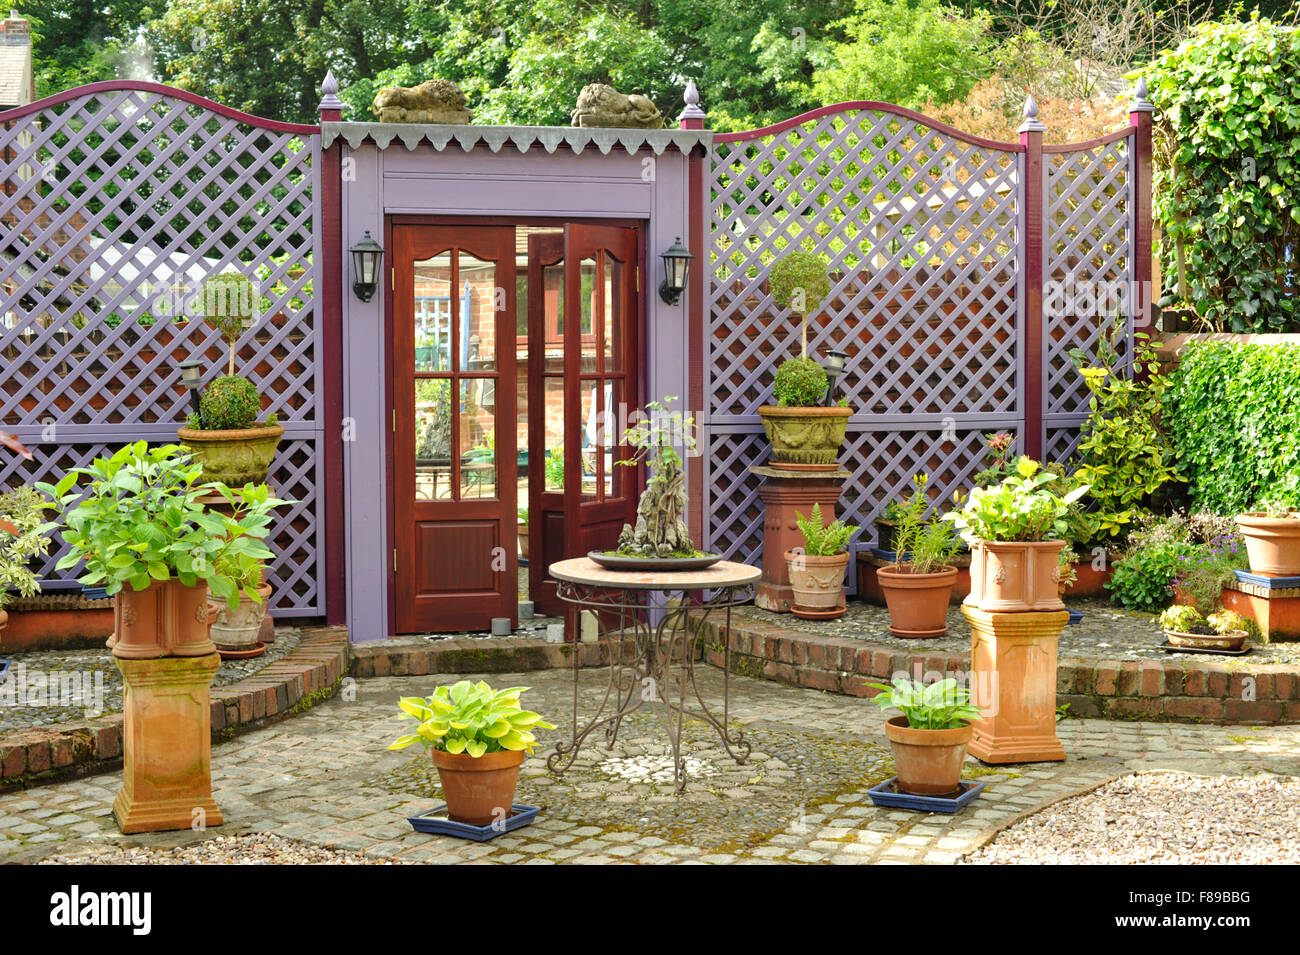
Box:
<box><xmin>658</xmin><ymin>236</ymin><xmax>693</xmax><ymax>305</ymax></box>
<box><xmin>351</xmin><ymin>231</ymin><xmax>385</xmax><ymax>302</ymax></box>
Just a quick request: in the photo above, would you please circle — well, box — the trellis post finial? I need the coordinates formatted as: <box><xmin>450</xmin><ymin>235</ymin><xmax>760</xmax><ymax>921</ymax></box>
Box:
<box><xmin>318</xmin><ymin>69</ymin><xmax>343</xmax><ymax>120</ymax></box>
<box><xmin>1130</xmin><ymin>76</ymin><xmax>1154</xmax><ymax>114</ymax></box>
<box><xmin>679</xmin><ymin>80</ymin><xmax>706</xmax><ymax>130</ymax></box>
<box><xmin>1017</xmin><ymin>93</ymin><xmax>1046</xmax><ymax>133</ymax></box>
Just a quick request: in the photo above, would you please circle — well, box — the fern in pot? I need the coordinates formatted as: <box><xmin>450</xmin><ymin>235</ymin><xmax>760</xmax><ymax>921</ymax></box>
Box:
<box><xmin>877</xmin><ymin>473</ymin><xmax>962</xmax><ymax>637</ymax></box>
<box><xmin>785</xmin><ymin>503</ymin><xmax>858</xmax><ymax>620</ymax></box>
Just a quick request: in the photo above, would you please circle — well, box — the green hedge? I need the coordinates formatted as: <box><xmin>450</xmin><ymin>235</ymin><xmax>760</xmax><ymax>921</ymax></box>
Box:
<box><xmin>1164</xmin><ymin>341</ymin><xmax>1300</xmax><ymax>512</ymax></box>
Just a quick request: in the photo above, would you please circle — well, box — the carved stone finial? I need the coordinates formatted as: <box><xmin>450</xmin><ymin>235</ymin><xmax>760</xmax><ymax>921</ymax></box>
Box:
<box><xmin>372</xmin><ymin>78</ymin><xmax>472</xmax><ymax>124</ymax></box>
<box><xmin>318</xmin><ymin>69</ymin><xmax>343</xmax><ymax>113</ymax></box>
<box><xmin>680</xmin><ymin>80</ymin><xmax>706</xmax><ymax>121</ymax></box>
<box><xmin>1131</xmin><ymin>76</ymin><xmax>1154</xmax><ymax>113</ymax></box>
<box><xmin>1018</xmin><ymin>93</ymin><xmax>1046</xmax><ymax>133</ymax></box>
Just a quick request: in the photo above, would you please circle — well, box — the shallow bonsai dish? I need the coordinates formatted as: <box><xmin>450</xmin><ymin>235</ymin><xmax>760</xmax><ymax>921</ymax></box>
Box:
<box><xmin>1160</xmin><ymin>641</ymin><xmax>1251</xmax><ymax>657</ymax></box>
<box><xmin>587</xmin><ymin>551</ymin><xmax>722</xmax><ymax>572</ymax></box>
<box><xmin>1164</xmin><ymin>628</ymin><xmax>1247</xmax><ymax>652</ymax></box>
<box><xmin>866</xmin><ymin>777</ymin><xmax>985</xmax><ymax>813</ymax></box>
<box><xmin>407</xmin><ymin>803</ymin><xmax>540</xmax><ymax>841</ymax></box>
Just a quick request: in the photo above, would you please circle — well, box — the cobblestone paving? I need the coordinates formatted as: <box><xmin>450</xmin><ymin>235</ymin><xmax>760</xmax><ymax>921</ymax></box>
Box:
<box><xmin>1</xmin><ymin>668</ymin><xmax>1296</xmax><ymax>865</ymax></box>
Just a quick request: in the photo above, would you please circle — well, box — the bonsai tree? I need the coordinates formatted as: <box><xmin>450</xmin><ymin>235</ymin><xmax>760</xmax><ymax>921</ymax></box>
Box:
<box><xmin>0</xmin><ymin>487</ymin><xmax>55</xmax><ymax>614</ymax></box>
<box><xmin>614</xmin><ymin>397</ymin><xmax>700</xmax><ymax>558</ymax></box>
<box><xmin>768</xmin><ymin>249</ymin><xmax>831</xmax><ymax>359</ymax></box>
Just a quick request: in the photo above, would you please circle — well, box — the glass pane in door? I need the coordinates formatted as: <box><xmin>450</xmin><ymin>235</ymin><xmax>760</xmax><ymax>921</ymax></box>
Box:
<box><xmin>543</xmin><ymin>376</ymin><xmax>564</xmax><ymax>491</ymax></box>
<box><xmin>460</xmin><ymin>252</ymin><xmax>498</xmax><ymax>372</ymax></box>
<box><xmin>415</xmin><ymin>378</ymin><xmax>453</xmax><ymax>501</ymax></box>
<box><xmin>459</xmin><ymin>379</ymin><xmax>497</xmax><ymax>500</ymax></box>
<box><xmin>414</xmin><ymin>253</ymin><xmax>454</xmax><ymax>373</ymax></box>
<box><xmin>603</xmin><ymin>251</ymin><xmax>623</xmax><ymax>372</ymax></box>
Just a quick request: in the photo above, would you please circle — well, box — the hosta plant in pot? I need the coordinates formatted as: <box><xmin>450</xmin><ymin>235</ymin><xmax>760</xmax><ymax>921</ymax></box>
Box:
<box><xmin>37</xmin><ymin>443</ymin><xmax>289</xmax><ymax>659</ymax></box>
<box><xmin>785</xmin><ymin>503</ymin><xmax>858</xmax><ymax>619</ymax></box>
<box><xmin>757</xmin><ymin>251</ymin><xmax>851</xmax><ymax>469</ymax></box>
<box><xmin>177</xmin><ymin>272</ymin><xmax>284</xmax><ymax>487</ymax></box>
<box><xmin>945</xmin><ymin>456</ymin><xmax>1089</xmax><ymax>613</ymax></box>
<box><xmin>1235</xmin><ymin>493</ymin><xmax>1300</xmax><ymax>577</ymax></box>
<box><xmin>0</xmin><ymin>487</ymin><xmax>56</xmax><ymax>638</ymax></box>
<box><xmin>877</xmin><ymin>473</ymin><xmax>962</xmax><ymax>638</ymax></box>
<box><xmin>866</xmin><ymin>676</ymin><xmax>983</xmax><ymax>796</ymax></box>
<box><xmin>388</xmin><ymin>680</ymin><xmax>555</xmax><ymax>826</ymax></box>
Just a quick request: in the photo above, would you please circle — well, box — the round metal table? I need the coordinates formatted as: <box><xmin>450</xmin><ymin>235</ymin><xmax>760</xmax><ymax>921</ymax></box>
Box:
<box><xmin>546</xmin><ymin>557</ymin><xmax>761</xmax><ymax>793</ymax></box>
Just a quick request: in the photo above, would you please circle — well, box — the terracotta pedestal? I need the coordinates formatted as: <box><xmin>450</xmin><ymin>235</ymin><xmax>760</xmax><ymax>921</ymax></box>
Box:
<box><xmin>113</xmin><ymin>653</ymin><xmax>224</xmax><ymax>834</ymax></box>
<box><xmin>752</xmin><ymin>465</ymin><xmax>850</xmax><ymax>613</ymax></box>
<box><xmin>961</xmin><ymin>605</ymin><xmax>1067</xmax><ymax>764</ymax></box>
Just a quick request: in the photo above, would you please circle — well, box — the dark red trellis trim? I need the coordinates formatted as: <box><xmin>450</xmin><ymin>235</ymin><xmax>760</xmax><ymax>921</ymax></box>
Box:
<box><xmin>319</xmin><ymin>97</ymin><xmax>345</xmax><ymax>626</ymax></box>
<box><xmin>0</xmin><ymin>80</ymin><xmax>321</xmax><ymax>134</ymax></box>
<box><xmin>1021</xmin><ymin>120</ymin><xmax>1046</xmax><ymax>460</ymax></box>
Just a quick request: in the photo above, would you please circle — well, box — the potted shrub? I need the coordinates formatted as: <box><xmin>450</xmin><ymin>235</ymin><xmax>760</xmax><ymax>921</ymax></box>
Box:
<box><xmin>1157</xmin><ymin>605</ymin><xmax>1250</xmax><ymax>652</ymax></box>
<box><xmin>945</xmin><ymin>456</ymin><xmax>1089</xmax><ymax>613</ymax></box>
<box><xmin>37</xmin><ymin>443</ymin><xmax>288</xmax><ymax>659</ymax></box>
<box><xmin>785</xmin><ymin>503</ymin><xmax>858</xmax><ymax>619</ymax></box>
<box><xmin>877</xmin><ymin>474</ymin><xmax>962</xmax><ymax>637</ymax></box>
<box><xmin>0</xmin><ymin>487</ymin><xmax>55</xmax><ymax>639</ymax></box>
<box><xmin>866</xmin><ymin>676</ymin><xmax>982</xmax><ymax>796</ymax></box>
<box><xmin>208</xmin><ymin>557</ymin><xmax>274</xmax><ymax>655</ymax></box>
<box><xmin>757</xmin><ymin>251</ymin><xmax>851</xmax><ymax>469</ymax></box>
<box><xmin>1236</xmin><ymin>496</ymin><xmax>1300</xmax><ymax>577</ymax></box>
<box><xmin>388</xmin><ymin>680</ymin><xmax>555</xmax><ymax>826</ymax></box>
<box><xmin>176</xmin><ymin>272</ymin><xmax>284</xmax><ymax>487</ymax></box>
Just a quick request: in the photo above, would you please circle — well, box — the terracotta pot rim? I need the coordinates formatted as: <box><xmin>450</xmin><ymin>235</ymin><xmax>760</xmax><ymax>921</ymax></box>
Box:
<box><xmin>784</xmin><ymin>550</ymin><xmax>850</xmax><ymax>565</ymax></box>
<box><xmin>177</xmin><ymin>423</ymin><xmax>286</xmax><ymax>442</ymax></box>
<box><xmin>972</xmin><ymin>539</ymin><xmax>1067</xmax><ymax>549</ymax></box>
<box><xmin>431</xmin><ymin>748</ymin><xmax>527</xmax><ymax>771</ymax></box>
<box><xmin>757</xmin><ymin>405</ymin><xmax>853</xmax><ymax>418</ymax></box>
<box><xmin>884</xmin><ymin>713</ymin><xmax>974</xmax><ymax>746</ymax></box>
<box><xmin>877</xmin><ymin>564</ymin><xmax>958</xmax><ymax>584</ymax></box>
<box><xmin>1235</xmin><ymin>513</ymin><xmax>1300</xmax><ymax>528</ymax></box>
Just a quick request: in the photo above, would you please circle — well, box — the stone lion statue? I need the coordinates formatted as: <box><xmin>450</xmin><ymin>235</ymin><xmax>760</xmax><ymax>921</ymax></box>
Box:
<box><xmin>372</xmin><ymin>79</ymin><xmax>472</xmax><ymax>124</ymax></box>
<box><xmin>570</xmin><ymin>84</ymin><xmax>664</xmax><ymax>129</ymax></box>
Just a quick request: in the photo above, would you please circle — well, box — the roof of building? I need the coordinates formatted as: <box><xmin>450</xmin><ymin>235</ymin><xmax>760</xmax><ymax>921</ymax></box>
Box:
<box><xmin>321</xmin><ymin>122</ymin><xmax>712</xmax><ymax>156</ymax></box>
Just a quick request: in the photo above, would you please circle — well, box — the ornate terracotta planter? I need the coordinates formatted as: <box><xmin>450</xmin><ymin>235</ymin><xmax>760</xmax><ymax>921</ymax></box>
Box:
<box><xmin>1235</xmin><ymin>513</ymin><xmax>1300</xmax><ymax>576</ymax></box>
<box><xmin>757</xmin><ymin>406</ymin><xmax>852</xmax><ymax>469</ymax></box>
<box><xmin>883</xmin><ymin>715</ymin><xmax>972</xmax><ymax>796</ymax></box>
<box><xmin>177</xmin><ymin>423</ymin><xmax>285</xmax><ymax>486</ymax></box>
<box><xmin>432</xmin><ymin>748</ymin><xmax>525</xmax><ymax>826</ymax></box>
<box><xmin>210</xmin><ymin>583</ymin><xmax>273</xmax><ymax>652</ymax></box>
<box><xmin>965</xmin><ymin>540</ymin><xmax>1066</xmax><ymax>613</ymax></box>
<box><xmin>877</xmin><ymin>565</ymin><xmax>958</xmax><ymax>637</ymax></box>
<box><xmin>784</xmin><ymin>550</ymin><xmax>849</xmax><ymax>617</ymax></box>
<box><xmin>108</xmin><ymin>579</ymin><xmax>219</xmax><ymax>659</ymax></box>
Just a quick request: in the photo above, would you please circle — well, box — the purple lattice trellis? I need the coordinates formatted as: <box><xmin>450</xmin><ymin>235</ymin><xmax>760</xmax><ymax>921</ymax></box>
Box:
<box><xmin>0</xmin><ymin>82</ymin><xmax>324</xmax><ymax>616</ymax></box>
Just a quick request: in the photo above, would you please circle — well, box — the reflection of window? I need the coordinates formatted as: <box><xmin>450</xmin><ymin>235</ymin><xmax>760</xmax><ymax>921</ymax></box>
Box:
<box><xmin>415</xmin><ymin>284</ymin><xmax>472</xmax><ymax>369</ymax></box>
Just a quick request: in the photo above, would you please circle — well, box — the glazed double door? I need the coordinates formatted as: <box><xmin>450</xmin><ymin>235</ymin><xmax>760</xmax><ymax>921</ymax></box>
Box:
<box><xmin>392</xmin><ymin>222</ymin><xmax>639</xmax><ymax>633</ymax></box>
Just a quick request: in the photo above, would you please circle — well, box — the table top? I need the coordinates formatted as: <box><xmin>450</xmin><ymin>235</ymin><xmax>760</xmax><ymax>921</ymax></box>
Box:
<box><xmin>548</xmin><ymin>557</ymin><xmax>761</xmax><ymax>590</ymax></box>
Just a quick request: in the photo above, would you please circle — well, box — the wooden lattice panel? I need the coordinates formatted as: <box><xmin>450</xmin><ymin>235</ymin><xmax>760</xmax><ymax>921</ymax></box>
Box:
<box><xmin>0</xmin><ymin>83</ymin><xmax>324</xmax><ymax>616</ymax></box>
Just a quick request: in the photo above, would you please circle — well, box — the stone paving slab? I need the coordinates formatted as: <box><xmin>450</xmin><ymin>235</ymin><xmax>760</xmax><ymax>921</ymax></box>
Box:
<box><xmin>1</xmin><ymin>667</ymin><xmax>1296</xmax><ymax>865</ymax></box>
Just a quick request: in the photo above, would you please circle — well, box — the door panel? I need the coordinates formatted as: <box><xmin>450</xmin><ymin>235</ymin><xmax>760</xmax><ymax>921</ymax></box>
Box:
<box><xmin>394</xmin><ymin>225</ymin><xmax>517</xmax><ymax>633</ymax></box>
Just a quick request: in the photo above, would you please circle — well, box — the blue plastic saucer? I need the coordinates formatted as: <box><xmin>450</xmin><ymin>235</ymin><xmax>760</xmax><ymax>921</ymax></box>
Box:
<box><xmin>866</xmin><ymin>776</ymin><xmax>985</xmax><ymax>813</ymax></box>
<box><xmin>407</xmin><ymin>803</ymin><xmax>540</xmax><ymax>841</ymax></box>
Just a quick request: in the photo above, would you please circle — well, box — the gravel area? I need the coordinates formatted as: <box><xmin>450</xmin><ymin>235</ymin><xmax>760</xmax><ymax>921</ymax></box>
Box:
<box><xmin>36</xmin><ymin>833</ymin><xmax>407</xmax><ymax>865</ymax></box>
<box><xmin>0</xmin><ymin>629</ymin><xmax>301</xmax><ymax>733</ymax></box>
<box><xmin>965</xmin><ymin>773</ymin><xmax>1300</xmax><ymax>865</ymax></box>
<box><xmin>735</xmin><ymin>596</ymin><xmax>1300</xmax><ymax>664</ymax></box>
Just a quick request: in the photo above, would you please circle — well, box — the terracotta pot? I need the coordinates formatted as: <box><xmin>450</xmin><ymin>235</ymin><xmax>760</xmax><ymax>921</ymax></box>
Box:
<box><xmin>518</xmin><ymin>522</ymin><xmax>530</xmax><ymax>561</ymax></box>
<box><xmin>884</xmin><ymin>714</ymin><xmax>973</xmax><ymax>796</ymax></box>
<box><xmin>965</xmin><ymin>540</ymin><xmax>1066</xmax><ymax>613</ymax></box>
<box><xmin>1165</xmin><ymin>628</ymin><xmax>1247</xmax><ymax>652</ymax></box>
<box><xmin>785</xmin><ymin>550</ymin><xmax>850</xmax><ymax>612</ymax></box>
<box><xmin>210</xmin><ymin>583</ymin><xmax>272</xmax><ymax>651</ymax></box>
<box><xmin>1235</xmin><ymin>513</ymin><xmax>1300</xmax><ymax>576</ymax></box>
<box><xmin>109</xmin><ymin>579</ymin><xmax>219</xmax><ymax>659</ymax></box>
<box><xmin>177</xmin><ymin>423</ymin><xmax>285</xmax><ymax>486</ymax></box>
<box><xmin>432</xmin><ymin>748</ymin><xmax>525</xmax><ymax>826</ymax></box>
<box><xmin>757</xmin><ymin>405</ymin><xmax>852</xmax><ymax>469</ymax></box>
<box><xmin>877</xmin><ymin>565</ymin><xmax>958</xmax><ymax>637</ymax></box>
<box><xmin>0</xmin><ymin>608</ymin><xmax>7</xmax><ymax>638</ymax></box>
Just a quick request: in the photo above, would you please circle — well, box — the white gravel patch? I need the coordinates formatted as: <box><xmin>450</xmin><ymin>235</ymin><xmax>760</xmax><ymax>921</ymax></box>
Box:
<box><xmin>37</xmin><ymin>833</ymin><xmax>408</xmax><ymax>865</ymax></box>
<box><xmin>965</xmin><ymin>772</ymin><xmax>1300</xmax><ymax>865</ymax></box>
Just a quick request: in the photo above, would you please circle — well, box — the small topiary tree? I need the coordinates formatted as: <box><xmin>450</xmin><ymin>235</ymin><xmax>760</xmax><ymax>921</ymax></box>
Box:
<box><xmin>199</xmin><ymin>375</ymin><xmax>261</xmax><ymax>431</ymax></box>
<box><xmin>768</xmin><ymin>250</ymin><xmax>831</xmax><ymax>358</ymax></box>
<box><xmin>203</xmin><ymin>272</ymin><xmax>257</xmax><ymax>376</ymax></box>
<box><xmin>772</xmin><ymin>355</ymin><xmax>828</xmax><ymax>407</ymax></box>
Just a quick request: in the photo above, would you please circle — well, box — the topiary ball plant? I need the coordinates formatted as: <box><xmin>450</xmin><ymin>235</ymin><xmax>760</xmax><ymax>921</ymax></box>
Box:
<box><xmin>768</xmin><ymin>250</ymin><xmax>831</xmax><ymax>357</ymax></box>
<box><xmin>203</xmin><ymin>272</ymin><xmax>257</xmax><ymax>377</ymax></box>
<box><xmin>773</xmin><ymin>356</ymin><xmax>828</xmax><ymax>407</ymax></box>
<box><xmin>199</xmin><ymin>375</ymin><xmax>262</xmax><ymax>431</ymax></box>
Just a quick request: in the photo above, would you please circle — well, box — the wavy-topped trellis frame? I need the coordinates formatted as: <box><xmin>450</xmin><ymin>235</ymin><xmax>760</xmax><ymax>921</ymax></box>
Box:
<box><xmin>703</xmin><ymin>101</ymin><xmax>1142</xmax><ymax>578</ymax></box>
<box><xmin>0</xmin><ymin>80</ymin><xmax>325</xmax><ymax>616</ymax></box>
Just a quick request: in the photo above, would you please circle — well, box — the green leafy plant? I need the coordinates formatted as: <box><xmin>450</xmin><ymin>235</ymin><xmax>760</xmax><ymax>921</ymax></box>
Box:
<box><xmin>387</xmin><ymin>680</ymin><xmax>555</xmax><ymax>757</ymax></box>
<box><xmin>37</xmin><ymin>443</ymin><xmax>289</xmax><ymax>609</ymax></box>
<box><xmin>1057</xmin><ymin>544</ymin><xmax>1079</xmax><ymax>590</ymax></box>
<box><xmin>1145</xmin><ymin>12</ymin><xmax>1300</xmax><ymax>332</ymax></box>
<box><xmin>0</xmin><ymin>487</ymin><xmax>56</xmax><ymax>611</ymax></box>
<box><xmin>203</xmin><ymin>272</ymin><xmax>257</xmax><ymax>376</ymax></box>
<box><xmin>1172</xmin><ymin>532</ymin><xmax>1247</xmax><ymax>616</ymax></box>
<box><xmin>1165</xmin><ymin>342</ymin><xmax>1300</xmax><ymax>514</ymax></box>
<box><xmin>772</xmin><ymin>356</ymin><xmax>828</xmax><ymax>407</ymax></box>
<box><xmin>198</xmin><ymin>375</ymin><xmax>261</xmax><ymax>431</ymax></box>
<box><xmin>1206</xmin><ymin>609</ymin><xmax>1261</xmax><ymax>641</ymax></box>
<box><xmin>795</xmin><ymin>502</ymin><xmax>858</xmax><ymax>556</ymax></box>
<box><xmin>517</xmin><ymin>506</ymin><xmax>528</xmax><ymax>524</ymax></box>
<box><xmin>946</xmin><ymin>456</ymin><xmax>1089</xmax><ymax>543</ymax></box>
<box><xmin>544</xmin><ymin>446</ymin><xmax>565</xmax><ymax>489</ymax></box>
<box><xmin>1158</xmin><ymin>604</ymin><xmax>1205</xmax><ymax>632</ymax></box>
<box><xmin>1106</xmin><ymin>539</ymin><xmax>1195</xmax><ymax>612</ymax></box>
<box><xmin>972</xmin><ymin>430</ymin><xmax>1017</xmax><ymax>486</ymax></box>
<box><xmin>865</xmin><ymin>676</ymin><xmax>982</xmax><ymax>730</ymax></box>
<box><xmin>768</xmin><ymin>250</ymin><xmax>831</xmax><ymax>358</ymax></box>
<box><xmin>889</xmin><ymin>472</ymin><xmax>960</xmax><ymax>574</ymax></box>
<box><xmin>1068</xmin><ymin>315</ymin><xmax>1181</xmax><ymax>541</ymax></box>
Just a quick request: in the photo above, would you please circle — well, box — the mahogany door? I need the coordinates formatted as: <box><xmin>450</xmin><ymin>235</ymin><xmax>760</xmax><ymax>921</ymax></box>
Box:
<box><xmin>392</xmin><ymin>225</ymin><xmax>518</xmax><ymax>633</ymax></box>
<box><xmin>529</xmin><ymin>224</ymin><xmax>640</xmax><ymax>615</ymax></box>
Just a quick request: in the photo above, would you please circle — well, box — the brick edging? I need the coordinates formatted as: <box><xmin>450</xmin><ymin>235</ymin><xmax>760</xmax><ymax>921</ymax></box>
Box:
<box><xmin>0</xmin><ymin>625</ymin><xmax>350</xmax><ymax>792</ymax></box>
<box><xmin>350</xmin><ymin>635</ymin><xmax>623</xmax><ymax>678</ymax></box>
<box><xmin>694</xmin><ymin>616</ymin><xmax>1300</xmax><ymax>724</ymax></box>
